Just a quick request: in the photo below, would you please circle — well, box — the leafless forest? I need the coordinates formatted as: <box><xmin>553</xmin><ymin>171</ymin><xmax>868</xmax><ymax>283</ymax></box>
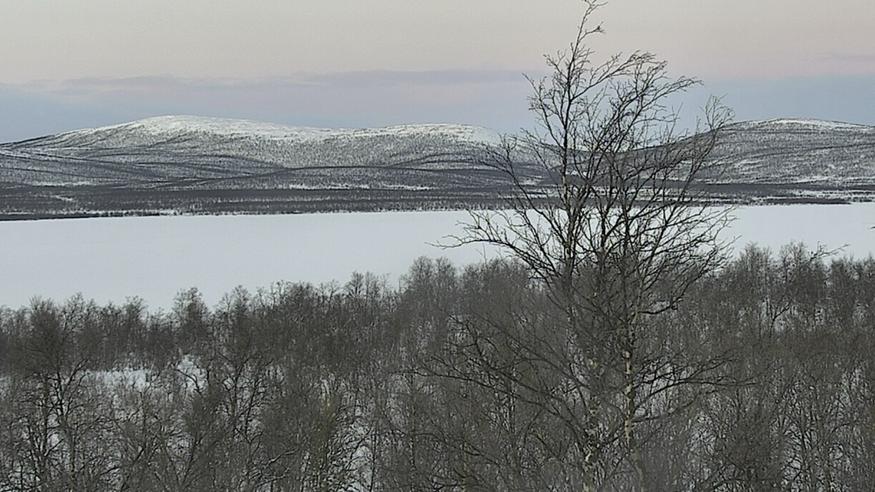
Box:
<box><xmin>0</xmin><ymin>248</ymin><xmax>874</xmax><ymax>490</ymax></box>
<box><xmin>2</xmin><ymin>2</ymin><xmax>872</xmax><ymax>490</ymax></box>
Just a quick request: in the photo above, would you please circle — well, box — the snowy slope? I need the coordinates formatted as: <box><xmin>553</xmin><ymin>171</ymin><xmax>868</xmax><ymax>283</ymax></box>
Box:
<box><xmin>706</xmin><ymin>118</ymin><xmax>875</xmax><ymax>184</ymax></box>
<box><xmin>0</xmin><ymin>116</ymin><xmax>502</xmax><ymax>188</ymax></box>
<box><xmin>1</xmin><ymin>115</ymin><xmax>875</xmax><ymax>218</ymax></box>
<box><xmin>61</xmin><ymin>115</ymin><xmax>501</xmax><ymax>146</ymax></box>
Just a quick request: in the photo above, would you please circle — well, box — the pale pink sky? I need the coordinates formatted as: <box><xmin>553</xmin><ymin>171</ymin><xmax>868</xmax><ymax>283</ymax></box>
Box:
<box><xmin>2</xmin><ymin>0</ymin><xmax>872</xmax><ymax>83</ymax></box>
<box><xmin>0</xmin><ymin>0</ymin><xmax>873</xmax><ymax>141</ymax></box>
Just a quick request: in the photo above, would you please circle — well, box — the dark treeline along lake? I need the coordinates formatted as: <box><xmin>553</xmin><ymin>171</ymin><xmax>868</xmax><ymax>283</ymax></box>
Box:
<box><xmin>3</xmin><ymin>2</ymin><xmax>875</xmax><ymax>489</ymax></box>
<box><xmin>1</xmin><ymin>204</ymin><xmax>874</xmax><ymax>309</ymax></box>
<box><xmin>1</xmin><ymin>203</ymin><xmax>875</xmax><ymax>490</ymax></box>
<box><xmin>1</xmin><ymin>246</ymin><xmax>875</xmax><ymax>490</ymax></box>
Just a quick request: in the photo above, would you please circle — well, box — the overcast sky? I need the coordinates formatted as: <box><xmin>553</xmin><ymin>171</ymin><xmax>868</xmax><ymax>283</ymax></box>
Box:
<box><xmin>1</xmin><ymin>0</ymin><xmax>873</xmax><ymax>141</ymax></box>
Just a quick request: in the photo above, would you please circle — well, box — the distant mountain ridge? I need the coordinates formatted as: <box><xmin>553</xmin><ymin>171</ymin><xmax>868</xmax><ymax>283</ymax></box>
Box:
<box><xmin>1</xmin><ymin>116</ymin><xmax>874</xmax><ymax>219</ymax></box>
<box><xmin>711</xmin><ymin>118</ymin><xmax>875</xmax><ymax>185</ymax></box>
<box><xmin>0</xmin><ymin>116</ymin><xmax>502</xmax><ymax>187</ymax></box>
<box><xmin>48</xmin><ymin>115</ymin><xmax>501</xmax><ymax>148</ymax></box>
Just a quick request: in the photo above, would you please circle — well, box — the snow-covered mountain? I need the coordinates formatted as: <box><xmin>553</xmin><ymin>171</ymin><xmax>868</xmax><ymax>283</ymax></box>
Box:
<box><xmin>709</xmin><ymin>118</ymin><xmax>875</xmax><ymax>185</ymax></box>
<box><xmin>1</xmin><ymin>116</ymin><xmax>874</xmax><ymax>219</ymax></box>
<box><xmin>53</xmin><ymin>115</ymin><xmax>501</xmax><ymax>149</ymax></box>
<box><xmin>0</xmin><ymin>116</ymin><xmax>502</xmax><ymax>188</ymax></box>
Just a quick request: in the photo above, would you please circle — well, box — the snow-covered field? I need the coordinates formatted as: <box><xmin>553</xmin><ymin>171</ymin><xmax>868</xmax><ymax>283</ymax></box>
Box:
<box><xmin>1</xmin><ymin>204</ymin><xmax>874</xmax><ymax>309</ymax></box>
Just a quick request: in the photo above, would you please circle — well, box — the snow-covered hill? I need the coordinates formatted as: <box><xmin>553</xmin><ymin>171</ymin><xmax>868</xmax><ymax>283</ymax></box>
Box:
<box><xmin>1</xmin><ymin>115</ymin><xmax>874</xmax><ymax>219</ymax></box>
<box><xmin>709</xmin><ymin>118</ymin><xmax>875</xmax><ymax>184</ymax></box>
<box><xmin>0</xmin><ymin>116</ymin><xmax>502</xmax><ymax>188</ymax></box>
<box><xmin>59</xmin><ymin>115</ymin><xmax>501</xmax><ymax>147</ymax></box>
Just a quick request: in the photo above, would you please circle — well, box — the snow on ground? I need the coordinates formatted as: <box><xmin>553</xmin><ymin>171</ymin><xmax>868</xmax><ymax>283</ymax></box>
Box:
<box><xmin>758</xmin><ymin>118</ymin><xmax>871</xmax><ymax>130</ymax></box>
<box><xmin>92</xmin><ymin>367</ymin><xmax>150</xmax><ymax>389</ymax></box>
<box><xmin>65</xmin><ymin>115</ymin><xmax>502</xmax><ymax>146</ymax></box>
<box><xmin>90</xmin><ymin>356</ymin><xmax>204</xmax><ymax>392</ymax></box>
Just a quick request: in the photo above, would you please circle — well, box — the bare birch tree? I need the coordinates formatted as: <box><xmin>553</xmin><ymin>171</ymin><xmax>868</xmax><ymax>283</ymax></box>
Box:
<box><xmin>445</xmin><ymin>1</ymin><xmax>735</xmax><ymax>489</ymax></box>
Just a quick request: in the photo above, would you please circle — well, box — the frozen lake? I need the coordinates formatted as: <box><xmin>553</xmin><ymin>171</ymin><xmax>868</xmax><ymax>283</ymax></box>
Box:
<box><xmin>2</xmin><ymin>204</ymin><xmax>874</xmax><ymax>309</ymax></box>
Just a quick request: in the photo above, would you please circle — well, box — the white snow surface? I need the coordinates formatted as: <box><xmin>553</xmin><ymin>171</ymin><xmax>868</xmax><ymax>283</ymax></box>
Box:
<box><xmin>755</xmin><ymin>118</ymin><xmax>870</xmax><ymax>130</ymax></box>
<box><xmin>66</xmin><ymin>115</ymin><xmax>502</xmax><ymax>145</ymax></box>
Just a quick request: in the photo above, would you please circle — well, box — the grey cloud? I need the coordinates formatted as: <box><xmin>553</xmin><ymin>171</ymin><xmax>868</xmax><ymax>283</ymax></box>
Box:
<box><xmin>3</xmin><ymin>72</ymin><xmax>873</xmax><ymax>144</ymax></box>
<box><xmin>308</xmin><ymin>69</ymin><xmax>533</xmax><ymax>88</ymax></box>
<box><xmin>0</xmin><ymin>71</ymin><xmax>537</xmax><ymax>142</ymax></box>
<box><xmin>31</xmin><ymin>69</ymin><xmax>536</xmax><ymax>97</ymax></box>
<box><xmin>692</xmin><ymin>75</ymin><xmax>875</xmax><ymax>126</ymax></box>
<box><xmin>820</xmin><ymin>52</ymin><xmax>875</xmax><ymax>64</ymax></box>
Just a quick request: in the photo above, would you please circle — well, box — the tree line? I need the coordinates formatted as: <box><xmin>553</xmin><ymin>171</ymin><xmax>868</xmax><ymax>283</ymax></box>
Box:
<box><xmin>3</xmin><ymin>1</ymin><xmax>868</xmax><ymax>489</ymax></box>
<box><xmin>0</xmin><ymin>246</ymin><xmax>874</xmax><ymax>490</ymax></box>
